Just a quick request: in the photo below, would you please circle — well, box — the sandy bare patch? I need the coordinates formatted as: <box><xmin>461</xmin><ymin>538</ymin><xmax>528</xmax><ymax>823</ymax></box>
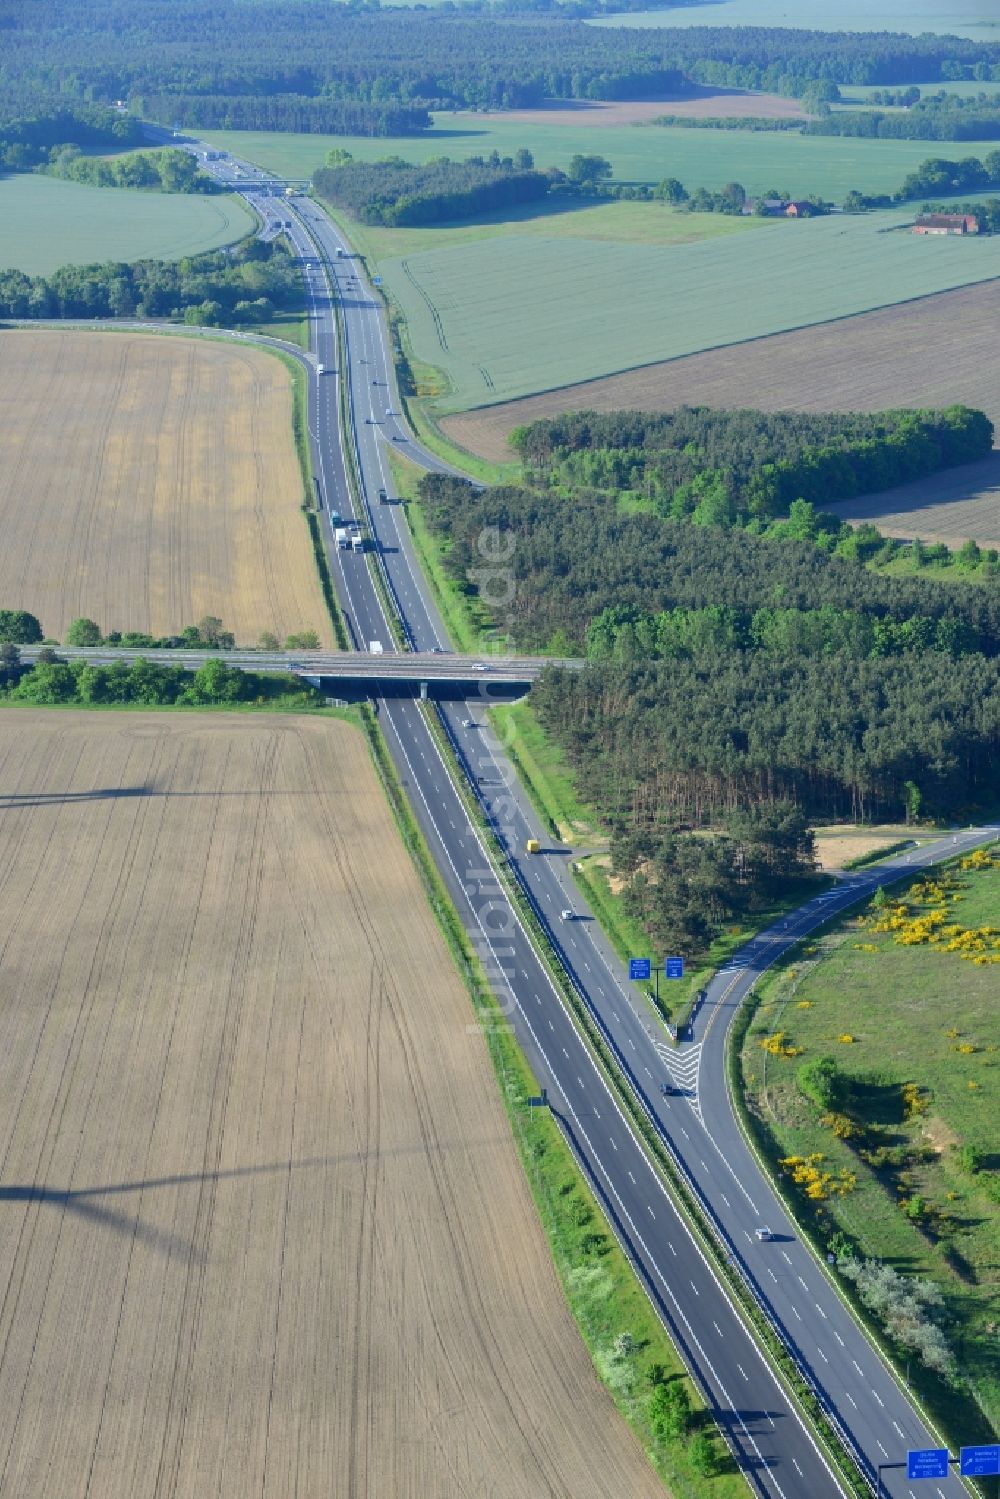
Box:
<box><xmin>0</xmin><ymin>709</ymin><xmax>662</xmax><ymax>1499</ymax></box>
<box><xmin>922</xmin><ymin>1116</ymin><xmax>960</xmax><ymax>1154</ymax></box>
<box><xmin>813</xmin><ymin>824</ymin><xmax>917</xmax><ymax>872</ymax></box>
<box><xmin>0</xmin><ymin>329</ymin><xmax>329</xmax><ymax>645</ymax></box>
<box><xmin>459</xmin><ymin>89</ymin><xmax>807</xmax><ymax>128</ymax></box>
<box><xmin>442</xmin><ymin>279</ymin><xmax>1000</xmax><ymax>544</ymax></box>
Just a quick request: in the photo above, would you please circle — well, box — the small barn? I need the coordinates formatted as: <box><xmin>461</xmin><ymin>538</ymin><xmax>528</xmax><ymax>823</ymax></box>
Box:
<box><xmin>912</xmin><ymin>213</ymin><xmax>979</xmax><ymax>236</ymax></box>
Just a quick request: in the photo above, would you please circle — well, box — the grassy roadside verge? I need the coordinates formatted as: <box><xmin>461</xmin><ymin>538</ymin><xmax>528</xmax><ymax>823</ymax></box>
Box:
<box><xmin>729</xmin><ymin>854</ymin><xmax>1000</xmax><ymax>1470</ymax></box>
<box><xmin>387</xmin><ymin>449</ymin><xmax>493</xmax><ymax>653</ymax></box>
<box><xmin>358</xmin><ymin>701</ymin><xmax>749</xmax><ymax>1497</ymax></box>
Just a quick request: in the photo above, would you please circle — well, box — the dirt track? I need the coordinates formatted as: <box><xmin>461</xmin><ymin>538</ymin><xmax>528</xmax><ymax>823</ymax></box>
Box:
<box><xmin>0</xmin><ymin>329</ymin><xmax>328</xmax><ymax>645</ymax></box>
<box><xmin>443</xmin><ymin>280</ymin><xmax>1000</xmax><ymax>544</ymax></box>
<box><xmin>0</xmin><ymin>709</ymin><xmax>662</xmax><ymax>1499</ymax></box>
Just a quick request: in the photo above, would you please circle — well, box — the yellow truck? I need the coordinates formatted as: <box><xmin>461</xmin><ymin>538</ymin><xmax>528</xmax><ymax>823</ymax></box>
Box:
<box><xmin>526</xmin><ymin>838</ymin><xmax>541</xmax><ymax>854</ymax></box>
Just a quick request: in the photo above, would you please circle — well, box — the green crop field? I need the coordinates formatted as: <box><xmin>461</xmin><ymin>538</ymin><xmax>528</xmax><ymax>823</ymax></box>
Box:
<box><xmin>378</xmin><ymin>206</ymin><xmax>1000</xmax><ymax>412</ymax></box>
<box><xmin>201</xmin><ymin>121</ymin><xmax>999</xmax><ymax>202</ymax></box>
<box><xmin>589</xmin><ymin>0</ymin><xmax>999</xmax><ymax>37</ymax></box>
<box><xmin>333</xmin><ymin>197</ymin><xmax>764</xmax><ymax>268</ymax></box>
<box><xmin>739</xmin><ymin>847</ymin><xmax>1000</xmax><ymax>1433</ymax></box>
<box><xmin>0</xmin><ymin>175</ymin><xmax>255</xmax><ymax>276</ymax></box>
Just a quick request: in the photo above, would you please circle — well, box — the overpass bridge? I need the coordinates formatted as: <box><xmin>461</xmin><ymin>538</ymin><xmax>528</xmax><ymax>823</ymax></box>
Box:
<box><xmin>17</xmin><ymin>646</ymin><xmax>579</xmax><ymax>700</ymax></box>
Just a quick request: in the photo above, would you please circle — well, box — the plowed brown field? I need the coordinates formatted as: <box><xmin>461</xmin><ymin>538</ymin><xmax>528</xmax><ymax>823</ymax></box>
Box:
<box><xmin>0</xmin><ymin>330</ymin><xmax>329</xmax><ymax>645</ymax></box>
<box><xmin>443</xmin><ymin>280</ymin><xmax>1000</xmax><ymax>545</ymax></box>
<box><xmin>466</xmin><ymin>88</ymin><xmax>807</xmax><ymax>127</ymax></box>
<box><xmin>0</xmin><ymin>710</ymin><xmax>662</xmax><ymax>1499</ymax></box>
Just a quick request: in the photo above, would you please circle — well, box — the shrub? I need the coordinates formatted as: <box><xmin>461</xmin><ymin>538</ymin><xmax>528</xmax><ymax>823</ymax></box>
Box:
<box><xmin>956</xmin><ymin>1144</ymin><xmax>984</xmax><ymax>1175</ymax></box>
<box><xmin>688</xmin><ymin>1431</ymin><xmax>719</xmax><ymax>1477</ymax></box>
<box><xmin>798</xmin><ymin>1055</ymin><xmax>849</xmax><ymax>1112</ymax></box>
<box><xmin>648</xmin><ymin>1380</ymin><xmax>692</xmax><ymax>1441</ymax></box>
<box><xmin>66</xmin><ymin>617</ymin><xmax>102</xmax><ymax>647</ymax></box>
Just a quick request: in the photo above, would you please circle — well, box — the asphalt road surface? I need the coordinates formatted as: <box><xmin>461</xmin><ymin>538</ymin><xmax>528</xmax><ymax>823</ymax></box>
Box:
<box><xmin>186</xmin><ymin>140</ymin><xmax>992</xmax><ymax>1498</ymax></box>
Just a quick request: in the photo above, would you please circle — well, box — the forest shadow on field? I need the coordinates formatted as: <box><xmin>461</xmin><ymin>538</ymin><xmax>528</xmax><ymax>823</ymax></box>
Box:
<box><xmin>419</xmin><ymin>193</ymin><xmax>621</xmax><ymax>235</ymax></box>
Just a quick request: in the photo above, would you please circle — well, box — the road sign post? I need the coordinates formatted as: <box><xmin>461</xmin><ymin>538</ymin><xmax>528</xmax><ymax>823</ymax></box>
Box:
<box><xmin>665</xmin><ymin>957</ymin><xmax>684</xmax><ymax>980</ymax></box>
<box><xmin>960</xmin><ymin>1444</ymin><xmax>1000</xmax><ymax>1477</ymax></box>
<box><xmin>907</xmin><ymin>1449</ymin><xmax>950</xmax><ymax>1481</ymax></box>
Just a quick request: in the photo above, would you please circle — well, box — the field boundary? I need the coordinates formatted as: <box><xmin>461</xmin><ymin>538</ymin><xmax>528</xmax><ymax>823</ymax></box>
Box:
<box><xmin>438</xmin><ymin>272</ymin><xmax>1000</xmax><ymax>438</ymax></box>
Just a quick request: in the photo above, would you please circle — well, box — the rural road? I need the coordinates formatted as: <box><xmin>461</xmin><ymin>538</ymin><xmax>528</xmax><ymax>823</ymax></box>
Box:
<box><xmin>187</xmin><ymin>140</ymin><xmax>993</xmax><ymax>1498</ymax></box>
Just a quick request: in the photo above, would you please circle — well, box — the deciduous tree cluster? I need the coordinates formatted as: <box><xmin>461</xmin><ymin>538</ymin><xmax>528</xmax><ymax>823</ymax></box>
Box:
<box><xmin>0</xmin><ymin>236</ymin><xmax>301</xmax><ymax>326</ymax></box>
<box><xmin>313</xmin><ymin>156</ymin><xmax>550</xmax><ymax>226</ymax></box>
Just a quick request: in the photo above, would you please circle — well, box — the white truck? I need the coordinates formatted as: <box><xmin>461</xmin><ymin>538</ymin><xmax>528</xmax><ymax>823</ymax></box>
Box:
<box><xmin>335</xmin><ymin>526</ymin><xmax>349</xmax><ymax>550</ymax></box>
<box><xmin>352</xmin><ymin>533</ymin><xmax>366</xmax><ymax>553</ymax></box>
<box><xmin>369</xmin><ymin>640</ymin><xmax>384</xmax><ymax>655</ymax></box>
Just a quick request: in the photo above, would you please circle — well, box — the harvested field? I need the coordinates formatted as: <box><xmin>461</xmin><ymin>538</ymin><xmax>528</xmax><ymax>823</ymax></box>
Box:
<box><xmin>0</xmin><ymin>329</ymin><xmax>328</xmax><ymax>645</ymax></box>
<box><xmin>468</xmin><ymin>89</ymin><xmax>808</xmax><ymax>126</ymax></box>
<box><xmin>0</xmin><ymin>709</ymin><xmax>663</xmax><ymax>1499</ymax></box>
<box><xmin>812</xmin><ymin>824</ymin><xmax>918</xmax><ymax>873</ymax></box>
<box><xmin>441</xmin><ymin>279</ymin><xmax>1000</xmax><ymax>544</ymax></box>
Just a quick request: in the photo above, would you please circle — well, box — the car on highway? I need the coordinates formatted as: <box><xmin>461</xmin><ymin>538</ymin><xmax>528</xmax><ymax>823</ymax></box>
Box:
<box><xmin>462</xmin><ymin>718</ymin><xmax>473</xmax><ymax>728</ymax></box>
<box><xmin>660</xmin><ymin>1081</ymin><xmax>677</xmax><ymax>1097</ymax></box>
<box><xmin>755</xmin><ymin>1227</ymin><xmax>774</xmax><ymax>1242</ymax></box>
<box><xmin>317</xmin><ymin>363</ymin><xmax>327</xmax><ymax>375</ymax></box>
<box><xmin>560</xmin><ymin>909</ymin><xmax>574</xmax><ymax>922</ymax></box>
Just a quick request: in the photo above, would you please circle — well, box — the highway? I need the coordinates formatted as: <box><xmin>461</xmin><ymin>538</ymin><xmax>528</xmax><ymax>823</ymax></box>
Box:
<box><xmin>194</xmin><ymin>143</ymin><xmax>992</xmax><ymax>1497</ymax></box>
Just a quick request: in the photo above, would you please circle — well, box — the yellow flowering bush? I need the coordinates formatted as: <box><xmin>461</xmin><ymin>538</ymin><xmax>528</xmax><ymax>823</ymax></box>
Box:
<box><xmin>759</xmin><ymin>1031</ymin><xmax>804</xmax><ymax>1058</ymax></box>
<box><xmin>780</xmin><ymin>1154</ymin><xmax>856</xmax><ymax>1201</ymax></box>
<box><xmin>859</xmin><ymin>868</ymin><xmax>1000</xmax><ymax>963</ymax></box>
<box><xmin>901</xmin><ymin>1082</ymin><xmax>928</xmax><ymax>1120</ymax></box>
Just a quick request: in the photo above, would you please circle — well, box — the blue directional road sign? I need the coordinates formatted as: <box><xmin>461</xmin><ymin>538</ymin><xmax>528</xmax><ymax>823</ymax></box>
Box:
<box><xmin>665</xmin><ymin>957</ymin><xmax>684</xmax><ymax>980</ymax></box>
<box><xmin>629</xmin><ymin>958</ymin><xmax>651</xmax><ymax>982</ymax></box>
<box><xmin>372</xmin><ymin>276</ymin><xmax>383</xmax><ymax>286</ymax></box>
<box><xmin>907</xmin><ymin>1449</ymin><xmax>950</xmax><ymax>1481</ymax></box>
<box><xmin>961</xmin><ymin>1444</ymin><xmax>1000</xmax><ymax>1477</ymax></box>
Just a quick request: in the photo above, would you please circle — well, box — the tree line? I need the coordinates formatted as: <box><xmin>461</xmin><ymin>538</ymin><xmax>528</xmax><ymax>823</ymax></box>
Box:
<box><xmin>0</xmin><ymin>651</ymin><xmax>319</xmax><ymax>710</ymax></box>
<box><xmin>0</xmin><ymin>235</ymin><xmax>301</xmax><ymax>327</ymax></box>
<box><xmin>313</xmin><ymin>155</ymin><xmax>549</xmax><ymax>226</ymax></box>
<box><xmin>511</xmin><ymin>406</ymin><xmax>993</xmax><ymax>527</ymax></box>
<box><xmin>10</xmin><ymin>3</ymin><xmax>1000</xmax><ymax>126</ymax></box>
<box><xmin>144</xmin><ymin>94</ymin><xmax>431</xmax><ymax>138</ymax></box>
<box><xmin>0</xmin><ymin>105</ymin><xmax>143</xmax><ymax>173</ymax></box>
<box><xmin>897</xmin><ymin>151</ymin><xmax>1000</xmax><ymax>200</ymax></box>
<box><xmin>805</xmin><ymin>95</ymin><xmax>1000</xmax><ymax>141</ymax></box>
<box><xmin>45</xmin><ymin>146</ymin><xmax>213</xmax><ymax>193</ymax></box>
<box><xmin>585</xmin><ymin>601</ymin><xmax>988</xmax><ymax>663</ymax></box>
